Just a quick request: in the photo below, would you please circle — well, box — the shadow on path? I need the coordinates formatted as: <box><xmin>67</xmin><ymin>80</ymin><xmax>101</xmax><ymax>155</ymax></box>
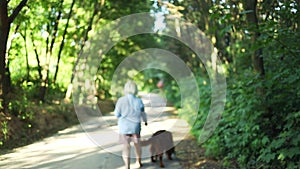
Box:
<box><xmin>0</xmin><ymin>93</ymin><xmax>190</xmax><ymax>169</ymax></box>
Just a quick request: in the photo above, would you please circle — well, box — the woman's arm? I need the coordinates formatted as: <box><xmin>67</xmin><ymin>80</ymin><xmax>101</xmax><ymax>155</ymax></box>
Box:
<box><xmin>114</xmin><ymin>100</ymin><xmax>121</xmax><ymax>118</ymax></box>
<box><xmin>140</xmin><ymin>103</ymin><xmax>147</xmax><ymax>125</ymax></box>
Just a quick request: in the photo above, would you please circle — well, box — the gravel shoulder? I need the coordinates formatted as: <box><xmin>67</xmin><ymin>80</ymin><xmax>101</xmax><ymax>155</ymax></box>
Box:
<box><xmin>176</xmin><ymin>135</ymin><xmax>222</xmax><ymax>169</ymax></box>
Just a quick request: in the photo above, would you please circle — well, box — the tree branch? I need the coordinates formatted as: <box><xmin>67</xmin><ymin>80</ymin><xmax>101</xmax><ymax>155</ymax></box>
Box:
<box><xmin>8</xmin><ymin>0</ymin><xmax>28</xmax><ymax>24</ymax></box>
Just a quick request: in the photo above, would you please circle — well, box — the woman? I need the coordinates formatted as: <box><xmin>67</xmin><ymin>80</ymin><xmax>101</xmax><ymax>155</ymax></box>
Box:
<box><xmin>114</xmin><ymin>80</ymin><xmax>147</xmax><ymax>169</ymax></box>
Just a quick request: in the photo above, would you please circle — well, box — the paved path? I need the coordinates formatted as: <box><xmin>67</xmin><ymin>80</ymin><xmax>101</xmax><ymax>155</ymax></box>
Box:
<box><xmin>0</xmin><ymin>93</ymin><xmax>190</xmax><ymax>169</ymax></box>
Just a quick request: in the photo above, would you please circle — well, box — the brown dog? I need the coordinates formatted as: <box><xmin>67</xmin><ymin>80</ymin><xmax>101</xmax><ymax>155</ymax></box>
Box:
<box><xmin>141</xmin><ymin>130</ymin><xmax>175</xmax><ymax>168</ymax></box>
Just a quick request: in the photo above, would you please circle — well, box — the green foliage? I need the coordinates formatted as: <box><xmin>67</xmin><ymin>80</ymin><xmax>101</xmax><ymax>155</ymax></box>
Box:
<box><xmin>205</xmin><ymin>72</ymin><xmax>264</xmax><ymax>166</ymax></box>
<box><xmin>185</xmin><ymin>64</ymin><xmax>300</xmax><ymax>168</ymax></box>
<box><xmin>170</xmin><ymin>0</ymin><xmax>300</xmax><ymax>168</ymax></box>
<box><xmin>2</xmin><ymin>1</ymin><xmax>300</xmax><ymax>167</ymax></box>
<box><xmin>1</xmin><ymin>0</ymin><xmax>153</xmax><ymax>149</ymax></box>
<box><xmin>179</xmin><ymin>77</ymin><xmax>211</xmax><ymax>134</ymax></box>
<box><xmin>1</xmin><ymin>121</ymin><xmax>8</xmax><ymax>140</ymax></box>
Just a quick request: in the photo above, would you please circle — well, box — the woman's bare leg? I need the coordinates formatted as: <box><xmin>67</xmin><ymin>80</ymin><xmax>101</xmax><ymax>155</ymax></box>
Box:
<box><xmin>133</xmin><ymin>142</ymin><xmax>142</xmax><ymax>167</ymax></box>
<box><xmin>123</xmin><ymin>141</ymin><xmax>131</xmax><ymax>169</ymax></box>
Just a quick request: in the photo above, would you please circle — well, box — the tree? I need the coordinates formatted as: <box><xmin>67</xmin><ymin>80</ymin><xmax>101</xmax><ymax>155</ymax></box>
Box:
<box><xmin>0</xmin><ymin>0</ymin><xmax>28</xmax><ymax>113</ymax></box>
<box><xmin>53</xmin><ymin>0</ymin><xmax>76</xmax><ymax>84</ymax></box>
<box><xmin>38</xmin><ymin>0</ymin><xmax>65</xmax><ymax>102</ymax></box>
<box><xmin>156</xmin><ymin>0</ymin><xmax>300</xmax><ymax>168</ymax></box>
<box><xmin>244</xmin><ymin>0</ymin><xmax>265</xmax><ymax>76</ymax></box>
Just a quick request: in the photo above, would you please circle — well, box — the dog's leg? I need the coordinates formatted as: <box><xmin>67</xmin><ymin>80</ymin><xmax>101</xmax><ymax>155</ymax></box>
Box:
<box><xmin>166</xmin><ymin>148</ymin><xmax>174</xmax><ymax>160</ymax></box>
<box><xmin>159</xmin><ymin>153</ymin><xmax>164</xmax><ymax>168</ymax></box>
<box><xmin>166</xmin><ymin>151</ymin><xmax>172</xmax><ymax>160</ymax></box>
<box><xmin>151</xmin><ymin>155</ymin><xmax>155</xmax><ymax>162</ymax></box>
<box><xmin>150</xmin><ymin>145</ymin><xmax>156</xmax><ymax>162</ymax></box>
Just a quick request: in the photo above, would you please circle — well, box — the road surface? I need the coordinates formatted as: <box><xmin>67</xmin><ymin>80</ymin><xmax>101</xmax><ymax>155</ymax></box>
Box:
<box><xmin>0</xmin><ymin>93</ymin><xmax>190</xmax><ymax>169</ymax></box>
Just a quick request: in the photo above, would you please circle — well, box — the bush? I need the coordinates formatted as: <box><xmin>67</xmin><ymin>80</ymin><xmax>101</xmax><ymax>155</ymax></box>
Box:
<box><xmin>202</xmin><ymin>67</ymin><xmax>300</xmax><ymax>168</ymax></box>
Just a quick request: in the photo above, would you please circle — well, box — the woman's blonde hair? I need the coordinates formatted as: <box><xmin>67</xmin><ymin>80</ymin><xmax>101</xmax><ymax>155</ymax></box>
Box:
<box><xmin>124</xmin><ymin>80</ymin><xmax>138</xmax><ymax>95</ymax></box>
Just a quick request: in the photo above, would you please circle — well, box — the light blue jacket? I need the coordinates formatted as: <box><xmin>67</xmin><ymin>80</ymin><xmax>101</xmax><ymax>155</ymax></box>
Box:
<box><xmin>114</xmin><ymin>94</ymin><xmax>147</xmax><ymax>134</ymax></box>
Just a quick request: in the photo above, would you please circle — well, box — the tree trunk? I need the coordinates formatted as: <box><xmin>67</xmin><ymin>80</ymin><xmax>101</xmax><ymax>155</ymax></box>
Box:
<box><xmin>0</xmin><ymin>0</ymin><xmax>28</xmax><ymax>113</ymax></box>
<box><xmin>244</xmin><ymin>0</ymin><xmax>265</xmax><ymax>76</ymax></box>
<box><xmin>39</xmin><ymin>0</ymin><xmax>64</xmax><ymax>102</ymax></box>
<box><xmin>297</xmin><ymin>0</ymin><xmax>300</xmax><ymax>32</ymax></box>
<box><xmin>6</xmin><ymin>25</ymin><xmax>20</xmax><ymax>84</ymax></box>
<box><xmin>30</xmin><ymin>31</ymin><xmax>43</xmax><ymax>80</ymax></box>
<box><xmin>20</xmin><ymin>30</ymin><xmax>30</xmax><ymax>80</ymax></box>
<box><xmin>0</xmin><ymin>0</ymin><xmax>10</xmax><ymax>113</ymax></box>
<box><xmin>65</xmin><ymin>1</ymin><xmax>101</xmax><ymax>100</ymax></box>
<box><xmin>53</xmin><ymin>0</ymin><xmax>76</xmax><ymax>84</ymax></box>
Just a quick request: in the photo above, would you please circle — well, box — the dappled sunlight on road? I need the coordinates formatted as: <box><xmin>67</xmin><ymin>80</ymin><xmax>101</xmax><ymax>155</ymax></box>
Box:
<box><xmin>0</xmin><ymin>125</ymin><xmax>110</xmax><ymax>169</ymax></box>
<box><xmin>0</xmin><ymin>93</ymin><xmax>190</xmax><ymax>169</ymax></box>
